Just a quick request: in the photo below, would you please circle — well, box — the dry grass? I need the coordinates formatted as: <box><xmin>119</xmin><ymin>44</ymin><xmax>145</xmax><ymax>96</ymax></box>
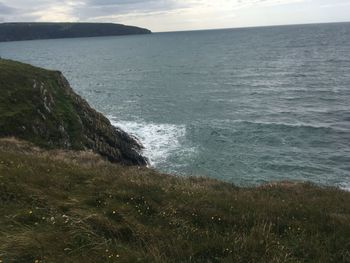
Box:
<box><xmin>0</xmin><ymin>138</ymin><xmax>349</xmax><ymax>262</ymax></box>
<box><xmin>0</xmin><ymin>138</ymin><xmax>107</xmax><ymax>168</ymax></box>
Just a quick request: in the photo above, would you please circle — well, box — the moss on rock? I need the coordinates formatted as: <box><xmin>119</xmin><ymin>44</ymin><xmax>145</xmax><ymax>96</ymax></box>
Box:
<box><xmin>0</xmin><ymin>59</ymin><xmax>147</xmax><ymax>165</ymax></box>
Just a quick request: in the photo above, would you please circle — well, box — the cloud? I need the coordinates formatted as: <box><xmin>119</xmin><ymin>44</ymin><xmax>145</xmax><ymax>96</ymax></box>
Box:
<box><xmin>0</xmin><ymin>0</ymin><xmax>83</xmax><ymax>22</ymax></box>
<box><xmin>0</xmin><ymin>2</ymin><xmax>16</xmax><ymax>14</ymax></box>
<box><xmin>0</xmin><ymin>0</ymin><xmax>349</xmax><ymax>31</ymax></box>
<box><xmin>321</xmin><ymin>2</ymin><xmax>350</xmax><ymax>8</ymax></box>
<box><xmin>1</xmin><ymin>0</ymin><xmax>303</xmax><ymax>22</ymax></box>
<box><xmin>87</xmin><ymin>0</ymin><xmax>161</xmax><ymax>6</ymax></box>
<box><xmin>74</xmin><ymin>0</ymin><xmax>188</xmax><ymax>20</ymax></box>
<box><xmin>72</xmin><ymin>0</ymin><xmax>307</xmax><ymax>23</ymax></box>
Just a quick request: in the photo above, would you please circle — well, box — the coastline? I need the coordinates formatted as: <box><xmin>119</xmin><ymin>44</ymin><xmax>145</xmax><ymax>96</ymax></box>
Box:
<box><xmin>1</xmin><ymin>23</ymin><xmax>349</xmax><ymax>189</ymax></box>
<box><xmin>1</xmin><ymin>59</ymin><xmax>350</xmax><ymax>262</ymax></box>
<box><xmin>108</xmin><ymin>116</ymin><xmax>350</xmax><ymax>192</ymax></box>
<box><xmin>1</xmin><ymin>137</ymin><xmax>349</xmax><ymax>262</ymax></box>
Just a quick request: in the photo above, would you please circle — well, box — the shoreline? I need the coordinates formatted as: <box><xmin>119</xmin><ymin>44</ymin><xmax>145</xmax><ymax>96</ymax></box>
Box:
<box><xmin>1</xmin><ymin>137</ymin><xmax>350</xmax><ymax>262</ymax></box>
<box><xmin>1</xmin><ymin>59</ymin><xmax>350</xmax><ymax>262</ymax></box>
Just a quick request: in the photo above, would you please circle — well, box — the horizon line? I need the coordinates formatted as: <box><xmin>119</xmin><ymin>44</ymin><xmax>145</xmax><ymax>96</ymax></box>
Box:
<box><xmin>154</xmin><ymin>20</ymin><xmax>350</xmax><ymax>34</ymax></box>
<box><xmin>1</xmin><ymin>20</ymin><xmax>349</xmax><ymax>35</ymax></box>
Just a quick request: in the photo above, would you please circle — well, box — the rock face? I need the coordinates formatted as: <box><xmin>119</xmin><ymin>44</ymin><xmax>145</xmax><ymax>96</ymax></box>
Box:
<box><xmin>0</xmin><ymin>22</ymin><xmax>151</xmax><ymax>42</ymax></box>
<box><xmin>0</xmin><ymin>59</ymin><xmax>147</xmax><ymax>165</ymax></box>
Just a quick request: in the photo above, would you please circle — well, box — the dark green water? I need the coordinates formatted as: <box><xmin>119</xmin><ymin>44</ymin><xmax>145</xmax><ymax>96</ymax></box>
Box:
<box><xmin>1</xmin><ymin>23</ymin><xmax>349</xmax><ymax>189</ymax></box>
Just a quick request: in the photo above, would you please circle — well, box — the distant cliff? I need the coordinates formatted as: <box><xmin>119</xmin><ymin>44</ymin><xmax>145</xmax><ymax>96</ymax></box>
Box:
<box><xmin>0</xmin><ymin>59</ymin><xmax>148</xmax><ymax>165</ymax></box>
<box><xmin>0</xmin><ymin>22</ymin><xmax>151</xmax><ymax>42</ymax></box>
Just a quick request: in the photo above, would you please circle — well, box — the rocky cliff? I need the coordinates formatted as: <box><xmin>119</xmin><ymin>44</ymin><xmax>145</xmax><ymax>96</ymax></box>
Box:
<box><xmin>0</xmin><ymin>60</ymin><xmax>349</xmax><ymax>263</ymax></box>
<box><xmin>0</xmin><ymin>59</ymin><xmax>147</xmax><ymax>165</ymax></box>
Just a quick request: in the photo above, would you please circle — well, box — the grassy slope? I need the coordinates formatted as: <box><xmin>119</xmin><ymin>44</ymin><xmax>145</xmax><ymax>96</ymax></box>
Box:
<box><xmin>0</xmin><ymin>59</ymin><xmax>76</xmax><ymax>148</ymax></box>
<box><xmin>0</xmin><ymin>138</ymin><xmax>349</xmax><ymax>263</ymax></box>
<box><xmin>0</xmin><ymin>59</ymin><xmax>146</xmax><ymax>165</ymax></box>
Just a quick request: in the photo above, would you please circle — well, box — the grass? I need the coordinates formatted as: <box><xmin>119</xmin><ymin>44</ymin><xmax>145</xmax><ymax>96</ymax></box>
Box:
<box><xmin>0</xmin><ymin>58</ymin><xmax>147</xmax><ymax>165</ymax></box>
<box><xmin>0</xmin><ymin>138</ymin><xmax>349</xmax><ymax>262</ymax></box>
<box><xmin>0</xmin><ymin>59</ymin><xmax>83</xmax><ymax>149</ymax></box>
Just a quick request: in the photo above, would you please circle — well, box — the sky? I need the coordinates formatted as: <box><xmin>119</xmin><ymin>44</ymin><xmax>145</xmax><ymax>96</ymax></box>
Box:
<box><xmin>0</xmin><ymin>0</ymin><xmax>349</xmax><ymax>32</ymax></box>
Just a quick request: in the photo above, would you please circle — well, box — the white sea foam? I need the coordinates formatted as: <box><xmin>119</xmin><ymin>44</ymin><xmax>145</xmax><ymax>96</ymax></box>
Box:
<box><xmin>338</xmin><ymin>182</ymin><xmax>350</xmax><ymax>192</ymax></box>
<box><xmin>108</xmin><ymin>116</ymin><xmax>193</xmax><ymax>167</ymax></box>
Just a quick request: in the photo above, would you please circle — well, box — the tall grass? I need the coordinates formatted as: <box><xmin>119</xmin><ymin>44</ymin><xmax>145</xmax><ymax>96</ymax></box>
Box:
<box><xmin>0</xmin><ymin>138</ymin><xmax>349</xmax><ymax>262</ymax></box>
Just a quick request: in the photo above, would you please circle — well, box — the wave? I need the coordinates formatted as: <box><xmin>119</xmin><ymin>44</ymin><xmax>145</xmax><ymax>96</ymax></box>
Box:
<box><xmin>338</xmin><ymin>182</ymin><xmax>350</xmax><ymax>192</ymax></box>
<box><xmin>108</xmin><ymin>116</ymin><xmax>195</xmax><ymax>167</ymax></box>
<box><xmin>326</xmin><ymin>58</ymin><xmax>350</xmax><ymax>63</ymax></box>
<box><xmin>231</xmin><ymin>120</ymin><xmax>345</xmax><ymax>133</ymax></box>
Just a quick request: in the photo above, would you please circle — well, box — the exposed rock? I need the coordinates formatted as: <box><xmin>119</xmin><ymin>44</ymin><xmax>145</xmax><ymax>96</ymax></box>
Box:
<box><xmin>0</xmin><ymin>59</ymin><xmax>148</xmax><ymax>166</ymax></box>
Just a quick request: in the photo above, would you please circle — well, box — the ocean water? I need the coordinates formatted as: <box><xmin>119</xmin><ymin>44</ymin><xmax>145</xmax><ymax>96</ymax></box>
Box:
<box><xmin>1</xmin><ymin>23</ymin><xmax>349</xmax><ymax>189</ymax></box>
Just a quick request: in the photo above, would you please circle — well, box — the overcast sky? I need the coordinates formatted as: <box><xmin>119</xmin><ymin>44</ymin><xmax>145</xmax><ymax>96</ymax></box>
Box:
<box><xmin>0</xmin><ymin>0</ymin><xmax>349</xmax><ymax>32</ymax></box>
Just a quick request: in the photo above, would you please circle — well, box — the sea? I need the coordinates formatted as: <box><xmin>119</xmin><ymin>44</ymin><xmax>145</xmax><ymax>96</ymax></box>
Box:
<box><xmin>1</xmin><ymin>22</ymin><xmax>349</xmax><ymax>190</ymax></box>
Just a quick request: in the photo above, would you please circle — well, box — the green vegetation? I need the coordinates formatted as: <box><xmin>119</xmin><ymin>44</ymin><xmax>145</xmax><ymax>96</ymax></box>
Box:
<box><xmin>0</xmin><ymin>23</ymin><xmax>151</xmax><ymax>42</ymax></box>
<box><xmin>1</xmin><ymin>59</ymin><xmax>349</xmax><ymax>262</ymax></box>
<box><xmin>0</xmin><ymin>59</ymin><xmax>146</xmax><ymax>165</ymax></box>
<box><xmin>0</xmin><ymin>138</ymin><xmax>349</xmax><ymax>262</ymax></box>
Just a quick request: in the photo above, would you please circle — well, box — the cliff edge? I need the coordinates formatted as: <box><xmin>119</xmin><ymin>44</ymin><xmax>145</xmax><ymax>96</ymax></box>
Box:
<box><xmin>0</xmin><ymin>59</ymin><xmax>147</xmax><ymax>165</ymax></box>
<box><xmin>0</xmin><ymin>60</ymin><xmax>349</xmax><ymax>262</ymax></box>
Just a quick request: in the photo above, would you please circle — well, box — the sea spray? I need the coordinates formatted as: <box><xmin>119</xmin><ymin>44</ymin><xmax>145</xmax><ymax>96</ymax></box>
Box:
<box><xmin>109</xmin><ymin>116</ymin><xmax>196</xmax><ymax>170</ymax></box>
